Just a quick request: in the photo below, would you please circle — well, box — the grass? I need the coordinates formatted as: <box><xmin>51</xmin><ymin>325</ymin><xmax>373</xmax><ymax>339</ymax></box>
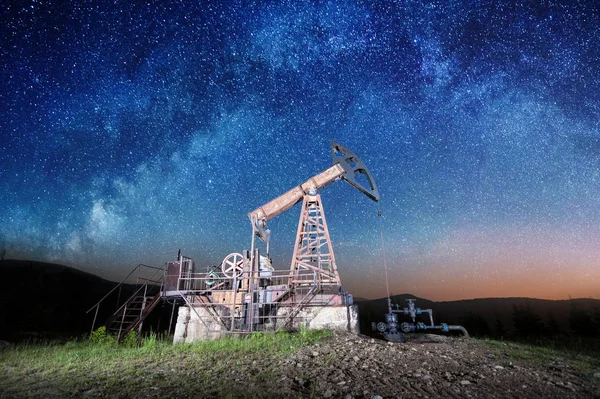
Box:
<box><xmin>477</xmin><ymin>338</ymin><xmax>600</xmax><ymax>380</ymax></box>
<box><xmin>0</xmin><ymin>329</ymin><xmax>332</xmax><ymax>398</ymax></box>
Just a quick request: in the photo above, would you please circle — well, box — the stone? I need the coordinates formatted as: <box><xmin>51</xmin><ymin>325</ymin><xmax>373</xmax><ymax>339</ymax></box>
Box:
<box><xmin>460</xmin><ymin>380</ymin><xmax>471</xmax><ymax>386</ymax></box>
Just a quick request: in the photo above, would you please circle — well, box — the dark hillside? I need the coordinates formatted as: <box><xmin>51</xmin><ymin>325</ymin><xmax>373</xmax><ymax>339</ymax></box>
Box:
<box><xmin>358</xmin><ymin>294</ymin><xmax>600</xmax><ymax>340</ymax></box>
<box><xmin>0</xmin><ymin>260</ymin><xmax>139</xmax><ymax>340</ymax></box>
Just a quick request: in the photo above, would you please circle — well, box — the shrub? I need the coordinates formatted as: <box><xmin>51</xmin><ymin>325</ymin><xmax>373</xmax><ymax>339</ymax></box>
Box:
<box><xmin>89</xmin><ymin>326</ymin><xmax>115</xmax><ymax>346</ymax></box>
<box><xmin>122</xmin><ymin>330</ymin><xmax>138</xmax><ymax>348</ymax></box>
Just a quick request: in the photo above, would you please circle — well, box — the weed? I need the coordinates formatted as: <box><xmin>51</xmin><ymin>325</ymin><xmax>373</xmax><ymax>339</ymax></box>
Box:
<box><xmin>143</xmin><ymin>332</ymin><xmax>158</xmax><ymax>350</ymax></box>
<box><xmin>122</xmin><ymin>330</ymin><xmax>138</xmax><ymax>348</ymax></box>
<box><xmin>89</xmin><ymin>326</ymin><xmax>115</xmax><ymax>346</ymax></box>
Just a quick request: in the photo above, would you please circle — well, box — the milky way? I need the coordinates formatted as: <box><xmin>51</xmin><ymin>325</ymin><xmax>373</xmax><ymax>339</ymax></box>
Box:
<box><xmin>1</xmin><ymin>1</ymin><xmax>599</xmax><ymax>300</ymax></box>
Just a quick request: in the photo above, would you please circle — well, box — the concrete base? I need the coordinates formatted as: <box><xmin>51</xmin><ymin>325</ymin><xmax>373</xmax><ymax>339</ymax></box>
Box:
<box><xmin>173</xmin><ymin>306</ymin><xmax>224</xmax><ymax>343</ymax></box>
<box><xmin>173</xmin><ymin>304</ymin><xmax>360</xmax><ymax>344</ymax></box>
<box><xmin>279</xmin><ymin>305</ymin><xmax>360</xmax><ymax>334</ymax></box>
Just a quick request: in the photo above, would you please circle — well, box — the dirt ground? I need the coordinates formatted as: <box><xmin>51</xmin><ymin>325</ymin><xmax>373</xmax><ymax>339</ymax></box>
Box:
<box><xmin>2</xmin><ymin>332</ymin><xmax>599</xmax><ymax>398</ymax></box>
<box><xmin>224</xmin><ymin>332</ymin><xmax>600</xmax><ymax>398</ymax></box>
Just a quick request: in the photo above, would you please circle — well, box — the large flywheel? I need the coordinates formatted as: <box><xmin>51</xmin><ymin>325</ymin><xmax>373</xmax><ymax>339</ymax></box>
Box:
<box><xmin>221</xmin><ymin>252</ymin><xmax>245</xmax><ymax>278</ymax></box>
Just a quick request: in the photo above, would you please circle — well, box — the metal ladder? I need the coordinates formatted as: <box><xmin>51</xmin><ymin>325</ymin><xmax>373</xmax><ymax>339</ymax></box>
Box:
<box><xmin>104</xmin><ymin>287</ymin><xmax>162</xmax><ymax>342</ymax></box>
<box><xmin>277</xmin><ymin>285</ymin><xmax>319</xmax><ymax>331</ymax></box>
<box><xmin>86</xmin><ymin>263</ymin><xmax>166</xmax><ymax>341</ymax></box>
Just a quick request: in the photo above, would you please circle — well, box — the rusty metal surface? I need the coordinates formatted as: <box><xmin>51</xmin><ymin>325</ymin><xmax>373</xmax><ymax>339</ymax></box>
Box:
<box><xmin>247</xmin><ymin>163</ymin><xmax>344</xmax><ymax>225</ymax></box>
<box><xmin>288</xmin><ymin>193</ymin><xmax>341</xmax><ymax>292</ymax></box>
<box><xmin>164</xmin><ymin>262</ymin><xmax>181</xmax><ymax>292</ymax></box>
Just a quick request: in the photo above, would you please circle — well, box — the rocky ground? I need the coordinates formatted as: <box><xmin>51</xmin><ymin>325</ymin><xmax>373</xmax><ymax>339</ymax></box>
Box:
<box><xmin>2</xmin><ymin>332</ymin><xmax>600</xmax><ymax>398</ymax></box>
<box><xmin>237</xmin><ymin>332</ymin><xmax>600</xmax><ymax>398</ymax></box>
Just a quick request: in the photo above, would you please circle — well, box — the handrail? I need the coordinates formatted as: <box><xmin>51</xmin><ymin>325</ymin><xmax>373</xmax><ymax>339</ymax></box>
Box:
<box><xmin>86</xmin><ymin>263</ymin><xmax>163</xmax><ymax>314</ymax></box>
<box><xmin>136</xmin><ymin>277</ymin><xmax>163</xmax><ymax>285</ymax></box>
<box><xmin>122</xmin><ymin>292</ymin><xmax>163</xmax><ymax>340</ymax></box>
<box><xmin>136</xmin><ymin>264</ymin><xmax>165</xmax><ymax>271</ymax></box>
<box><xmin>105</xmin><ymin>265</ymin><xmax>166</xmax><ymax>317</ymax></box>
<box><xmin>280</xmin><ymin>285</ymin><xmax>319</xmax><ymax>330</ymax></box>
<box><xmin>110</xmin><ymin>283</ymin><xmax>152</xmax><ymax>322</ymax></box>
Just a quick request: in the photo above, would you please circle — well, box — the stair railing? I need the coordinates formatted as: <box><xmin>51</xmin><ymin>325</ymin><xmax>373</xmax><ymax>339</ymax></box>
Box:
<box><xmin>278</xmin><ymin>285</ymin><xmax>320</xmax><ymax>331</ymax></box>
<box><xmin>86</xmin><ymin>263</ymin><xmax>165</xmax><ymax>334</ymax></box>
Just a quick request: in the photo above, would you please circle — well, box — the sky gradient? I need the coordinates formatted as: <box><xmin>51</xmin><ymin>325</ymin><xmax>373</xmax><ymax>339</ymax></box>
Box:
<box><xmin>1</xmin><ymin>0</ymin><xmax>599</xmax><ymax>301</ymax></box>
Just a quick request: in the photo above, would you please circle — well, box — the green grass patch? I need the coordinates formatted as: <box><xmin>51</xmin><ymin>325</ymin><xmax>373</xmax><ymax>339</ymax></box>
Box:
<box><xmin>477</xmin><ymin>338</ymin><xmax>600</xmax><ymax>380</ymax></box>
<box><xmin>185</xmin><ymin>328</ymin><xmax>332</xmax><ymax>355</ymax></box>
<box><xmin>0</xmin><ymin>329</ymin><xmax>332</xmax><ymax>398</ymax></box>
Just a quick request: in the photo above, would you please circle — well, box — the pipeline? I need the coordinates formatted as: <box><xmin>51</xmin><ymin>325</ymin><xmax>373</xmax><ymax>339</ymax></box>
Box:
<box><xmin>373</xmin><ymin>298</ymin><xmax>469</xmax><ymax>341</ymax></box>
<box><xmin>447</xmin><ymin>324</ymin><xmax>469</xmax><ymax>337</ymax></box>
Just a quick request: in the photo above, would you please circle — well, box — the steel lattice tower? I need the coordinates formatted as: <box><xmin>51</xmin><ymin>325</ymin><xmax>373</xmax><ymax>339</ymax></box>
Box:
<box><xmin>288</xmin><ymin>193</ymin><xmax>341</xmax><ymax>294</ymax></box>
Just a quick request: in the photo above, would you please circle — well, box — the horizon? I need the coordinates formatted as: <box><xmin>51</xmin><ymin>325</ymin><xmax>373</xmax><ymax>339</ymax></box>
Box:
<box><xmin>2</xmin><ymin>1</ymin><xmax>600</xmax><ymax>302</ymax></box>
<box><xmin>3</xmin><ymin>257</ymin><xmax>598</xmax><ymax>303</ymax></box>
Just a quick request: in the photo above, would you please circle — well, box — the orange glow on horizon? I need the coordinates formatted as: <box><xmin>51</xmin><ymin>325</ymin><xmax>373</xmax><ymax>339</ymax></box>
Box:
<box><xmin>344</xmin><ymin>263</ymin><xmax>600</xmax><ymax>301</ymax></box>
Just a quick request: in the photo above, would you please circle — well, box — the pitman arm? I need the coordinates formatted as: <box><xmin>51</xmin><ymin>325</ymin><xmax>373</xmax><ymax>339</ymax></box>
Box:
<box><xmin>248</xmin><ymin>142</ymin><xmax>379</xmax><ymax>242</ymax></box>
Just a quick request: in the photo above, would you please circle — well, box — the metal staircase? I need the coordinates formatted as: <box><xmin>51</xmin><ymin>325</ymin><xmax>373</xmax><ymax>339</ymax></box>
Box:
<box><xmin>193</xmin><ymin>294</ymin><xmax>230</xmax><ymax>330</ymax></box>
<box><xmin>278</xmin><ymin>285</ymin><xmax>319</xmax><ymax>331</ymax></box>
<box><xmin>105</xmin><ymin>290</ymin><xmax>162</xmax><ymax>341</ymax></box>
<box><xmin>86</xmin><ymin>263</ymin><xmax>166</xmax><ymax>342</ymax></box>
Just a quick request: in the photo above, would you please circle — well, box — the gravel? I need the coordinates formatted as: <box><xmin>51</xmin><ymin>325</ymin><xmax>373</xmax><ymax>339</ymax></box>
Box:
<box><xmin>234</xmin><ymin>331</ymin><xmax>600</xmax><ymax>398</ymax></box>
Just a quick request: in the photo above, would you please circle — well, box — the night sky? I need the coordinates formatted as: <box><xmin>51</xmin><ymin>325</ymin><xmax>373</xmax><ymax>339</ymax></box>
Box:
<box><xmin>2</xmin><ymin>0</ymin><xmax>599</xmax><ymax>301</ymax></box>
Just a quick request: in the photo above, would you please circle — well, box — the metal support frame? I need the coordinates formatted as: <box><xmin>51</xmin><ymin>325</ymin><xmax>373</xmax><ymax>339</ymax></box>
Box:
<box><xmin>164</xmin><ymin>142</ymin><xmax>377</xmax><ymax>338</ymax></box>
<box><xmin>288</xmin><ymin>193</ymin><xmax>340</xmax><ymax>294</ymax></box>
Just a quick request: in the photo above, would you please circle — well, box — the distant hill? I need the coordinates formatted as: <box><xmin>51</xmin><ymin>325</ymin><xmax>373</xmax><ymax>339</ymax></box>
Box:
<box><xmin>0</xmin><ymin>259</ymin><xmax>143</xmax><ymax>341</ymax></box>
<box><xmin>2</xmin><ymin>259</ymin><xmax>598</xmax><ymax>342</ymax></box>
<box><xmin>358</xmin><ymin>294</ymin><xmax>600</xmax><ymax>338</ymax></box>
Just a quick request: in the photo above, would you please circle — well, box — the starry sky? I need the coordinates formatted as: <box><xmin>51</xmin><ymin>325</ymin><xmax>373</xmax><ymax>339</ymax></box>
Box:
<box><xmin>2</xmin><ymin>0</ymin><xmax>599</xmax><ymax>301</ymax></box>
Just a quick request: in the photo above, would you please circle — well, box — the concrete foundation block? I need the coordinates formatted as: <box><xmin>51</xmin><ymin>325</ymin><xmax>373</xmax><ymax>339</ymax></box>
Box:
<box><xmin>173</xmin><ymin>304</ymin><xmax>360</xmax><ymax>344</ymax></box>
<box><xmin>173</xmin><ymin>305</ymin><xmax>225</xmax><ymax>343</ymax></box>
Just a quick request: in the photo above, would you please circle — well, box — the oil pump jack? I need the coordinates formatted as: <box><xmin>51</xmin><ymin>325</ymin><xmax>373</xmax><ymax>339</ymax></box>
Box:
<box><xmin>163</xmin><ymin>142</ymin><xmax>379</xmax><ymax>342</ymax></box>
<box><xmin>246</xmin><ymin>141</ymin><xmax>379</xmax><ymax>298</ymax></box>
<box><xmin>90</xmin><ymin>141</ymin><xmax>467</xmax><ymax>343</ymax></box>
